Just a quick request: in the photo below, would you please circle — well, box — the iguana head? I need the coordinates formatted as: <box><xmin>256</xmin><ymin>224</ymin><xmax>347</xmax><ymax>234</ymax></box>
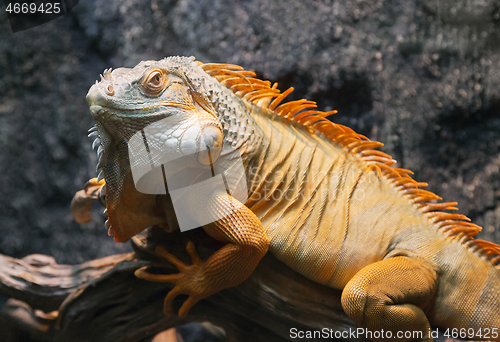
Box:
<box><xmin>85</xmin><ymin>57</ymin><xmax>226</xmax><ymax>242</ymax></box>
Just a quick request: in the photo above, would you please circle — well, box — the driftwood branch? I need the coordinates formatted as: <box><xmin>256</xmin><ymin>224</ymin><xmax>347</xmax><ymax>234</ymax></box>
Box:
<box><xmin>0</xmin><ymin>227</ymin><xmax>459</xmax><ymax>342</ymax></box>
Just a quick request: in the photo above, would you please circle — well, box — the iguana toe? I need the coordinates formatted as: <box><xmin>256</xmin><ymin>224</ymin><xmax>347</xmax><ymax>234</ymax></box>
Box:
<box><xmin>134</xmin><ymin>242</ymin><xmax>207</xmax><ymax>318</ymax></box>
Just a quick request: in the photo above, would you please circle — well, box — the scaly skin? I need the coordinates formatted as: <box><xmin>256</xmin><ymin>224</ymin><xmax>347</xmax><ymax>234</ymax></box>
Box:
<box><xmin>77</xmin><ymin>56</ymin><xmax>500</xmax><ymax>341</ymax></box>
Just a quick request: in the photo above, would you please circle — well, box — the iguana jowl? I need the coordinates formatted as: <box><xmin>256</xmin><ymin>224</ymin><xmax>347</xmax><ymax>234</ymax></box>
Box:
<box><xmin>80</xmin><ymin>56</ymin><xmax>500</xmax><ymax>341</ymax></box>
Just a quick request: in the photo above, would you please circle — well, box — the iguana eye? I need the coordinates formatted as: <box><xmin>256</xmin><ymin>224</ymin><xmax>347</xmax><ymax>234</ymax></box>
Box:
<box><xmin>152</xmin><ymin>74</ymin><xmax>161</xmax><ymax>85</ymax></box>
<box><xmin>142</xmin><ymin>70</ymin><xmax>166</xmax><ymax>96</ymax></box>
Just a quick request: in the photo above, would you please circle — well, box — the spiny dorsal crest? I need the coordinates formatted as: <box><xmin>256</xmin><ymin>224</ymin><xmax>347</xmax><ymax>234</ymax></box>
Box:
<box><xmin>198</xmin><ymin>59</ymin><xmax>500</xmax><ymax>268</ymax></box>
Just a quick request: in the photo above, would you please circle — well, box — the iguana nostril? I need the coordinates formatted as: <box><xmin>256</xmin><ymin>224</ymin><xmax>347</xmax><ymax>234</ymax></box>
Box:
<box><xmin>86</xmin><ymin>84</ymin><xmax>107</xmax><ymax>107</ymax></box>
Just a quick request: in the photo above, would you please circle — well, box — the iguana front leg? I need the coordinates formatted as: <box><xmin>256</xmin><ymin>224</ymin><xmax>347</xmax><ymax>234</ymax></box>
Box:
<box><xmin>135</xmin><ymin>191</ymin><xmax>269</xmax><ymax>317</ymax></box>
<box><xmin>341</xmin><ymin>256</ymin><xmax>438</xmax><ymax>342</ymax></box>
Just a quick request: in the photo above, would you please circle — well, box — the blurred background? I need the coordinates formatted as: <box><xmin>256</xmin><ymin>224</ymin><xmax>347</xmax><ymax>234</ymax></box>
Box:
<box><xmin>0</xmin><ymin>0</ymin><xmax>499</xmax><ymax>340</ymax></box>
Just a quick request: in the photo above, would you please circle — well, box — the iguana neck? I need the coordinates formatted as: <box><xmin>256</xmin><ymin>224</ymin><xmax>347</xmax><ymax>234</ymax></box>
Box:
<box><xmin>219</xmin><ymin>98</ymin><xmax>266</xmax><ymax>163</ymax></box>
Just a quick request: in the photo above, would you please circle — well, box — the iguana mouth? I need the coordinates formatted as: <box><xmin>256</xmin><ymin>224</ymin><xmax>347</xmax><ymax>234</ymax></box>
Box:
<box><xmin>86</xmin><ymin>79</ymin><xmax>197</xmax><ymax>121</ymax></box>
<box><xmin>88</xmin><ymin>103</ymin><xmax>195</xmax><ymax>121</ymax></box>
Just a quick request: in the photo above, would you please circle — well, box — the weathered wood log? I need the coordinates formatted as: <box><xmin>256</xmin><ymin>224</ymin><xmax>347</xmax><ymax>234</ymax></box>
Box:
<box><xmin>0</xmin><ymin>227</ymin><xmax>463</xmax><ymax>342</ymax></box>
<box><xmin>0</xmin><ymin>226</ymin><xmax>357</xmax><ymax>342</ymax></box>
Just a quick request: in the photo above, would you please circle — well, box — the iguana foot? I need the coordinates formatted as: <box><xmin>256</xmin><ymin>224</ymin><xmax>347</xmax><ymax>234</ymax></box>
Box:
<box><xmin>135</xmin><ymin>242</ymin><xmax>208</xmax><ymax>318</ymax></box>
<box><xmin>135</xmin><ymin>197</ymin><xmax>269</xmax><ymax>318</ymax></box>
<box><xmin>71</xmin><ymin>178</ymin><xmax>106</xmax><ymax>224</ymax></box>
<box><xmin>341</xmin><ymin>256</ymin><xmax>437</xmax><ymax>342</ymax></box>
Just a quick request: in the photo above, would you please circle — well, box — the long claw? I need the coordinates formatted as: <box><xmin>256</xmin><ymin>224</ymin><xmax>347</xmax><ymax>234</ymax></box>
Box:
<box><xmin>134</xmin><ymin>267</ymin><xmax>149</xmax><ymax>279</ymax></box>
<box><xmin>178</xmin><ymin>296</ymin><xmax>200</xmax><ymax>319</ymax></box>
<box><xmin>158</xmin><ymin>274</ymin><xmax>183</xmax><ymax>283</ymax></box>
<box><xmin>134</xmin><ymin>267</ymin><xmax>183</xmax><ymax>283</ymax></box>
<box><xmin>163</xmin><ymin>286</ymin><xmax>183</xmax><ymax>316</ymax></box>
<box><xmin>155</xmin><ymin>246</ymin><xmax>188</xmax><ymax>272</ymax></box>
<box><xmin>186</xmin><ymin>241</ymin><xmax>203</xmax><ymax>265</ymax></box>
<box><xmin>136</xmin><ymin>242</ymin><xmax>209</xmax><ymax>318</ymax></box>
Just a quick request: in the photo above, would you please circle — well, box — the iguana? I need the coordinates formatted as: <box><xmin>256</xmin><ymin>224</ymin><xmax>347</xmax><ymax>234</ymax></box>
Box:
<box><xmin>75</xmin><ymin>56</ymin><xmax>500</xmax><ymax>341</ymax></box>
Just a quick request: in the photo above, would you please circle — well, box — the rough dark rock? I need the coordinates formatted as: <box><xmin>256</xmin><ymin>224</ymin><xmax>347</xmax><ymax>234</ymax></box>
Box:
<box><xmin>0</xmin><ymin>0</ymin><xmax>499</xmax><ymax>339</ymax></box>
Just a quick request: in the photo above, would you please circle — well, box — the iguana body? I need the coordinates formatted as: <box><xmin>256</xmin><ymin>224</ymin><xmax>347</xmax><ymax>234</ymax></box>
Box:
<box><xmin>79</xmin><ymin>56</ymin><xmax>500</xmax><ymax>341</ymax></box>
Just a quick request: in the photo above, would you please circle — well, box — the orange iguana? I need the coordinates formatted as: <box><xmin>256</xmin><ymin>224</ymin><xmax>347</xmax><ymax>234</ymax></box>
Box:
<box><xmin>74</xmin><ymin>56</ymin><xmax>500</xmax><ymax>341</ymax></box>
